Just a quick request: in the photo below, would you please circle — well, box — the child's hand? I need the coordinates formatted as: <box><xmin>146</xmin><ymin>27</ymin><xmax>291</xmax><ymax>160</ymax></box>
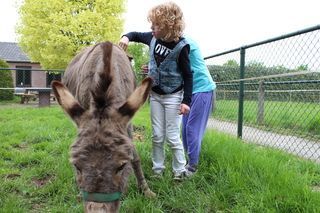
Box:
<box><xmin>179</xmin><ymin>103</ymin><xmax>190</xmax><ymax>115</ymax></box>
<box><xmin>119</xmin><ymin>36</ymin><xmax>129</xmax><ymax>51</ymax></box>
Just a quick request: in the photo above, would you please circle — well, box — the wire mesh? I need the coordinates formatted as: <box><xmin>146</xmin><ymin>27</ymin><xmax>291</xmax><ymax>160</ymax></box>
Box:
<box><xmin>0</xmin><ymin>68</ymin><xmax>62</xmax><ymax>89</ymax></box>
<box><xmin>205</xmin><ymin>26</ymin><xmax>320</xmax><ymax>163</ymax></box>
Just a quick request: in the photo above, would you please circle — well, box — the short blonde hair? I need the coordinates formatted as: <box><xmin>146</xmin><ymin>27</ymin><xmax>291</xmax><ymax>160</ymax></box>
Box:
<box><xmin>147</xmin><ymin>1</ymin><xmax>185</xmax><ymax>42</ymax></box>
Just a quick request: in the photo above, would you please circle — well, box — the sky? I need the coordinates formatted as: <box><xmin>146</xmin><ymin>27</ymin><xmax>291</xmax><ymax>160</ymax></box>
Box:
<box><xmin>0</xmin><ymin>0</ymin><xmax>319</xmax><ymax>57</ymax></box>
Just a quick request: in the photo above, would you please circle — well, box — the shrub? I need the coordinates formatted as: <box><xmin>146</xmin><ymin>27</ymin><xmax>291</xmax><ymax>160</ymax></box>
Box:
<box><xmin>0</xmin><ymin>59</ymin><xmax>14</xmax><ymax>100</ymax></box>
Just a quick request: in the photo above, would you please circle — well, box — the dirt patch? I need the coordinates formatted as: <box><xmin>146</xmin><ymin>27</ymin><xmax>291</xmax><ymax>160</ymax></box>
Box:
<box><xmin>312</xmin><ymin>185</ymin><xmax>320</xmax><ymax>192</ymax></box>
<box><xmin>133</xmin><ymin>132</ymin><xmax>145</xmax><ymax>142</ymax></box>
<box><xmin>32</xmin><ymin>175</ymin><xmax>54</xmax><ymax>187</ymax></box>
<box><xmin>133</xmin><ymin>125</ymin><xmax>146</xmax><ymax>142</ymax></box>
<box><xmin>12</xmin><ymin>142</ymin><xmax>28</xmax><ymax>150</ymax></box>
<box><xmin>4</xmin><ymin>173</ymin><xmax>21</xmax><ymax>179</ymax></box>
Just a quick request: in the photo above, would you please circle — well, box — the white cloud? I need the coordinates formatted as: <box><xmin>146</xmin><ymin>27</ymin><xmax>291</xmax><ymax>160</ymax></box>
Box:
<box><xmin>123</xmin><ymin>0</ymin><xmax>320</xmax><ymax>56</ymax></box>
<box><xmin>1</xmin><ymin>0</ymin><xmax>319</xmax><ymax>56</ymax></box>
<box><xmin>0</xmin><ymin>0</ymin><xmax>20</xmax><ymax>42</ymax></box>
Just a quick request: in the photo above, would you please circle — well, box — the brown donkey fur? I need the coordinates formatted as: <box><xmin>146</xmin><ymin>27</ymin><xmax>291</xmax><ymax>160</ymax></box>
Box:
<box><xmin>52</xmin><ymin>41</ymin><xmax>155</xmax><ymax>212</ymax></box>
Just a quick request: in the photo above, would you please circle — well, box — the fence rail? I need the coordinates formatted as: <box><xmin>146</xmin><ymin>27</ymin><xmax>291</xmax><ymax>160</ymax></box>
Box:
<box><xmin>1</xmin><ymin>26</ymin><xmax>319</xmax><ymax>162</ymax></box>
<box><xmin>205</xmin><ymin>25</ymin><xmax>320</xmax><ymax>163</ymax></box>
<box><xmin>0</xmin><ymin>68</ymin><xmax>63</xmax><ymax>88</ymax></box>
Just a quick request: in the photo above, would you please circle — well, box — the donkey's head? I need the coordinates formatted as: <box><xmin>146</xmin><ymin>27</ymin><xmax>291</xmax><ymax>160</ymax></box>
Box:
<box><xmin>51</xmin><ymin>42</ymin><xmax>152</xmax><ymax>212</ymax></box>
<box><xmin>52</xmin><ymin>77</ymin><xmax>152</xmax><ymax>212</ymax></box>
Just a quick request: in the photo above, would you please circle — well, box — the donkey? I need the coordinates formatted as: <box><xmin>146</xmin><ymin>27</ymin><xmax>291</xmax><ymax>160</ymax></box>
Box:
<box><xmin>51</xmin><ymin>41</ymin><xmax>155</xmax><ymax>212</ymax></box>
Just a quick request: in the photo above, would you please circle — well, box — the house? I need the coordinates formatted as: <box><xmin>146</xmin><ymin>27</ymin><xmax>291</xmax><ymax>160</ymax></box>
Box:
<box><xmin>0</xmin><ymin>42</ymin><xmax>61</xmax><ymax>88</ymax></box>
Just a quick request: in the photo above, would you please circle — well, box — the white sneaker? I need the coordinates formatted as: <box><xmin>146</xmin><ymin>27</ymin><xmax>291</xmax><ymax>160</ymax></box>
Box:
<box><xmin>185</xmin><ymin>164</ymin><xmax>197</xmax><ymax>177</ymax></box>
<box><xmin>173</xmin><ymin>171</ymin><xmax>187</xmax><ymax>181</ymax></box>
<box><xmin>151</xmin><ymin>170</ymin><xmax>163</xmax><ymax>179</ymax></box>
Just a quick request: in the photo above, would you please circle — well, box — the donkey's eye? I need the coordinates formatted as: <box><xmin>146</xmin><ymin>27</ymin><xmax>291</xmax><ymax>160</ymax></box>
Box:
<box><xmin>74</xmin><ymin>164</ymin><xmax>81</xmax><ymax>173</ymax></box>
<box><xmin>116</xmin><ymin>163</ymin><xmax>127</xmax><ymax>173</ymax></box>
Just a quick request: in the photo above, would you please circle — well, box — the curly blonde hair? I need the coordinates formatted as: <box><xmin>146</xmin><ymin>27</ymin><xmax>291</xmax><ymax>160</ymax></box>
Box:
<box><xmin>147</xmin><ymin>1</ymin><xmax>185</xmax><ymax>42</ymax></box>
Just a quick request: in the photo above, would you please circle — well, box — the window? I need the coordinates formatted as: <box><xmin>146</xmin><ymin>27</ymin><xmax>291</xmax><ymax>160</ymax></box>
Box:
<box><xmin>16</xmin><ymin>66</ymin><xmax>31</xmax><ymax>87</ymax></box>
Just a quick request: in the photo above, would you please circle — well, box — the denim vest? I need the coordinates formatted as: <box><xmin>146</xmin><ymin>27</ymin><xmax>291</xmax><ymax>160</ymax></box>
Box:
<box><xmin>148</xmin><ymin>37</ymin><xmax>188</xmax><ymax>93</ymax></box>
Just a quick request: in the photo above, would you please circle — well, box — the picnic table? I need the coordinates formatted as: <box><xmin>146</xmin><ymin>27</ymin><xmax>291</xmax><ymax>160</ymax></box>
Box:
<box><xmin>25</xmin><ymin>88</ymin><xmax>52</xmax><ymax>107</ymax></box>
<box><xmin>15</xmin><ymin>87</ymin><xmax>52</xmax><ymax>107</ymax></box>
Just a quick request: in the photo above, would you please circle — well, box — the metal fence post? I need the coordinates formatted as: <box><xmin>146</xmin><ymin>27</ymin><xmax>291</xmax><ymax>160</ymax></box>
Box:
<box><xmin>204</xmin><ymin>25</ymin><xmax>320</xmax><ymax>162</ymax></box>
<box><xmin>257</xmin><ymin>80</ymin><xmax>265</xmax><ymax>125</ymax></box>
<box><xmin>238</xmin><ymin>47</ymin><xmax>246</xmax><ymax>139</ymax></box>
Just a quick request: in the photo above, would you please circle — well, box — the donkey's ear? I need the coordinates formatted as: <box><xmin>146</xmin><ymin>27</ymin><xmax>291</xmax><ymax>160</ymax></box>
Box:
<box><xmin>51</xmin><ymin>81</ymin><xmax>85</xmax><ymax>126</ymax></box>
<box><xmin>118</xmin><ymin>77</ymin><xmax>152</xmax><ymax>122</ymax></box>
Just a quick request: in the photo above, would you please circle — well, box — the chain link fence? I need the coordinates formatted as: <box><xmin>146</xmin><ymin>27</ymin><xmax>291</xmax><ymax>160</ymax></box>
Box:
<box><xmin>0</xmin><ymin>68</ymin><xmax>63</xmax><ymax>88</ymax></box>
<box><xmin>1</xmin><ymin>26</ymin><xmax>319</xmax><ymax>162</ymax></box>
<box><xmin>205</xmin><ymin>25</ymin><xmax>320</xmax><ymax>163</ymax></box>
<box><xmin>0</xmin><ymin>68</ymin><xmax>63</xmax><ymax>105</ymax></box>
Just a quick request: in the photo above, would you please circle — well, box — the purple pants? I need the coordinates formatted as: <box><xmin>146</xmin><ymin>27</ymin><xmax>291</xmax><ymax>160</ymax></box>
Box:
<box><xmin>182</xmin><ymin>91</ymin><xmax>215</xmax><ymax>166</ymax></box>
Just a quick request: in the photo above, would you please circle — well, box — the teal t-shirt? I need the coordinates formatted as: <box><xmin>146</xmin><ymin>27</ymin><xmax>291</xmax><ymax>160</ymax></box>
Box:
<box><xmin>185</xmin><ymin>36</ymin><xmax>216</xmax><ymax>94</ymax></box>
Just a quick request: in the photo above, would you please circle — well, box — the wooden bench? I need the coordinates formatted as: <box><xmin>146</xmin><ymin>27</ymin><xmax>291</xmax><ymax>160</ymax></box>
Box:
<box><xmin>14</xmin><ymin>93</ymin><xmax>37</xmax><ymax>104</ymax></box>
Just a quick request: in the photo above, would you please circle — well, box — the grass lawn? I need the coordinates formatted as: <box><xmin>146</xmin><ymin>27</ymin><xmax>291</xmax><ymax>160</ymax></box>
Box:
<box><xmin>215</xmin><ymin>100</ymin><xmax>320</xmax><ymax>139</ymax></box>
<box><xmin>0</xmin><ymin>104</ymin><xmax>319</xmax><ymax>212</ymax></box>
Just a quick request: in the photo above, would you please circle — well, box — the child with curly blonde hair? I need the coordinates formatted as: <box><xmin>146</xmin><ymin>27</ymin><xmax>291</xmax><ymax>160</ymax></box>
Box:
<box><xmin>119</xmin><ymin>1</ymin><xmax>192</xmax><ymax>180</ymax></box>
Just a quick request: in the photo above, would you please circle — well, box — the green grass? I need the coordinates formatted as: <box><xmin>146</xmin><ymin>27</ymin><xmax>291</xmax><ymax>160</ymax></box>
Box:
<box><xmin>0</xmin><ymin>96</ymin><xmax>22</xmax><ymax>105</ymax></box>
<box><xmin>215</xmin><ymin>100</ymin><xmax>320</xmax><ymax>139</ymax></box>
<box><xmin>0</xmin><ymin>104</ymin><xmax>319</xmax><ymax>212</ymax></box>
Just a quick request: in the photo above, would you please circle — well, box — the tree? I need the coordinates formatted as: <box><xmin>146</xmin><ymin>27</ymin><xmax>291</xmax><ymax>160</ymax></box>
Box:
<box><xmin>296</xmin><ymin>64</ymin><xmax>308</xmax><ymax>71</ymax></box>
<box><xmin>223</xmin><ymin>59</ymin><xmax>239</xmax><ymax>67</ymax></box>
<box><xmin>17</xmin><ymin>0</ymin><xmax>126</xmax><ymax>69</ymax></box>
<box><xmin>127</xmin><ymin>43</ymin><xmax>149</xmax><ymax>81</ymax></box>
<box><xmin>247</xmin><ymin>61</ymin><xmax>265</xmax><ymax>69</ymax></box>
<box><xmin>0</xmin><ymin>60</ymin><xmax>14</xmax><ymax>100</ymax></box>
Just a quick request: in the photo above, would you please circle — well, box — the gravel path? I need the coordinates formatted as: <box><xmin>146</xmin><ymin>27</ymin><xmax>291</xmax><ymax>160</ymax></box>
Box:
<box><xmin>207</xmin><ymin>118</ymin><xmax>320</xmax><ymax>163</ymax></box>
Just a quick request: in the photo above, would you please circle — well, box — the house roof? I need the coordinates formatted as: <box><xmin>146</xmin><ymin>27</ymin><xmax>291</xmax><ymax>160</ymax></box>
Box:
<box><xmin>0</xmin><ymin>42</ymin><xmax>31</xmax><ymax>62</ymax></box>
